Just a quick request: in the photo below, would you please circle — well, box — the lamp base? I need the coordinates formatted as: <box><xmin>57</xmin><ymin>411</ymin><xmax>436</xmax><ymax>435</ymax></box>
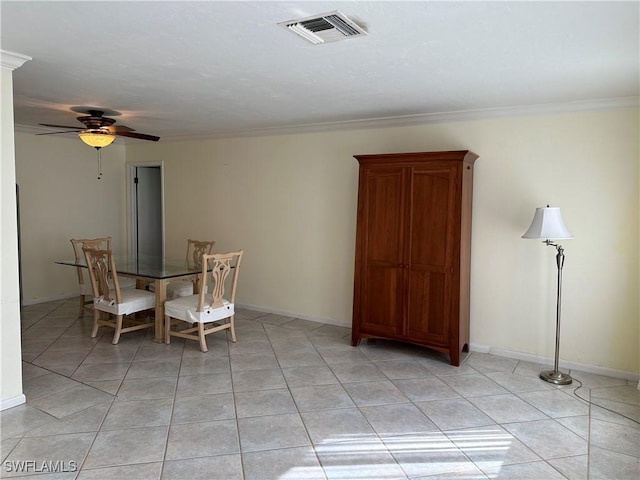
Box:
<box><xmin>539</xmin><ymin>370</ymin><xmax>573</xmax><ymax>385</ymax></box>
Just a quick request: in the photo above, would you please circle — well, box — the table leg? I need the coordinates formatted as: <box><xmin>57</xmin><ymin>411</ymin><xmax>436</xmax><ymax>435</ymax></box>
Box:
<box><xmin>153</xmin><ymin>279</ymin><xmax>168</xmax><ymax>343</ymax></box>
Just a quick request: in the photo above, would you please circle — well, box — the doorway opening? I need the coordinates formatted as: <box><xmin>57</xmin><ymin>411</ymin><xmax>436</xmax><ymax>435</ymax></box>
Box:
<box><xmin>128</xmin><ymin>163</ymin><xmax>164</xmax><ymax>258</ymax></box>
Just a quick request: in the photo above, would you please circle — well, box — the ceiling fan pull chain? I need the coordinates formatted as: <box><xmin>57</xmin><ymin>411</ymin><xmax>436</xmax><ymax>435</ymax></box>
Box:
<box><xmin>96</xmin><ymin>146</ymin><xmax>102</xmax><ymax>179</ymax></box>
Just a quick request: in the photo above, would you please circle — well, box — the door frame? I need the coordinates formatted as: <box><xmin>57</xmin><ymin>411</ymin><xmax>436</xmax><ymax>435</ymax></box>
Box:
<box><xmin>127</xmin><ymin>162</ymin><xmax>165</xmax><ymax>258</ymax></box>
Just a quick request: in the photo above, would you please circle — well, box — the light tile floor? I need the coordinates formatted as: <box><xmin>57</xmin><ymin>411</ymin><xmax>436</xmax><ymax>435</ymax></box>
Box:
<box><xmin>2</xmin><ymin>299</ymin><xmax>639</xmax><ymax>479</ymax></box>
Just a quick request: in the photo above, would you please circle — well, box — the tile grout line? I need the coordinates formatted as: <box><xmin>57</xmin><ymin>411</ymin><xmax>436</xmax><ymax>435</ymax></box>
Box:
<box><xmin>157</xmin><ymin>333</ymin><xmax>185</xmax><ymax>480</ymax></box>
<box><xmin>74</xmin><ymin>320</ymin><xmax>151</xmax><ymax>476</ymax></box>
<box><xmin>224</xmin><ymin>325</ymin><xmax>245</xmax><ymax>480</ymax></box>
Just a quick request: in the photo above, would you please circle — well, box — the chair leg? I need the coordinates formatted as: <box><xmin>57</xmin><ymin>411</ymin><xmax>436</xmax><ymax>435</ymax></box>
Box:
<box><xmin>198</xmin><ymin>323</ymin><xmax>208</xmax><ymax>352</ymax></box>
<box><xmin>165</xmin><ymin>315</ymin><xmax>171</xmax><ymax>345</ymax></box>
<box><xmin>112</xmin><ymin>315</ymin><xmax>124</xmax><ymax>345</ymax></box>
<box><xmin>229</xmin><ymin>315</ymin><xmax>237</xmax><ymax>343</ymax></box>
<box><xmin>90</xmin><ymin>310</ymin><xmax>100</xmax><ymax>338</ymax></box>
<box><xmin>78</xmin><ymin>295</ymin><xmax>85</xmax><ymax>318</ymax></box>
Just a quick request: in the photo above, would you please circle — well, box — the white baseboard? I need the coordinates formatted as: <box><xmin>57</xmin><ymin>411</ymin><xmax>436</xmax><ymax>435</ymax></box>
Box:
<box><xmin>1</xmin><ymin>394</ymin><xmax>26</xmax><ymax>411</ymax></box>
<box><xmin>23</xmin><ymin>298</ymin><xmax>639</xmax><ymax>382</ymax></box>
<box><xmin>236</xmin><ymin>303</ymin><xmax>350</xmax><ymax>328</ymax></box>
<box><xmin>238</xmin><ymin>305</ymin><xmax>639</xmax><ymax>381</ymax></box>
<box><xmin>468</xmin><ymin>343</ymin><xmax>491</xmax><ymax>354</ymax></box>
<box><xmin>470</xmin><ymin>343</ymin><xmax>640</xmax><ymax>382</ymax></box>
<box><xmin>21</xmin><ymin>293</ymin><xmax>76</xmax><ymax>306</ymax></box>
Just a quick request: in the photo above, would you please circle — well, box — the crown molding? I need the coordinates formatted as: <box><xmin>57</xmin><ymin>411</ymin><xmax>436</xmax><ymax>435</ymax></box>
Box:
<box><xmin>16</xmin><ymin>96</ymin><xmax>639</xmax><ymax>143</ymax></box>
<box><xmin>14</xmin><ymin>124</ymin><xmax>130</xmax><ymax>149</ymax></box>
<box><xmin>1</xmin><ymin>49</ymin><xmax>32</xmax><ymax>70</ymax></box>
<box><xmin>162</xmin><ymin>96</ymin><xmax>639</xmax><ymax>142</ymax></box>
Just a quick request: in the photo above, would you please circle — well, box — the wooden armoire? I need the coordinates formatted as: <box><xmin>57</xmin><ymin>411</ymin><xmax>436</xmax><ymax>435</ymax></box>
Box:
<box><xmin>351</xmin><ymin>150</ymin><xmax>478</xmax><ymax>366</ymax></box>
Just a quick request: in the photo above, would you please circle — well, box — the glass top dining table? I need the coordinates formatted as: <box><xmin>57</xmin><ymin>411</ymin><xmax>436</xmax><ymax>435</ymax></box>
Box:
<box><xmin>56</xmin><ymin>255</ymin><xmax>201</xmax><ymax>343</ymax></box>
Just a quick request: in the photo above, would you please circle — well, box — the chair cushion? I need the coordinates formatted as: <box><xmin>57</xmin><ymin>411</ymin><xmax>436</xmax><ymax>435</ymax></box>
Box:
<box><xmin>164</xmin><ymin>294</ymin><xmax>234</xmax><ymax>324</ymax></box>
<box><xmin>118</xmin><ymin>277</ymin><xmax>137</xmax><ymax>290</ymax></box>
<box><xmin>150</xmin><ymin>281</ymin><xmax>209</xmax><ymax>300</ymax></box>
<box><xmin>93</xmin><ymin>289</ymin><xmax>156</xmax><ymax>316</ymax></box>
<box><xmin>148</xmin><ymin>280</ymin><xmax>195</xmax><ymax>300</ymax></box>
<box><xmin>80</xmin><ymin>276</ymin><xmax>136</xmax><ymax>295</ymax></box>
<box><xmin>167</xmin><ymin>280</ymin><xmax>194</xmax><ymax>300</ymax></box>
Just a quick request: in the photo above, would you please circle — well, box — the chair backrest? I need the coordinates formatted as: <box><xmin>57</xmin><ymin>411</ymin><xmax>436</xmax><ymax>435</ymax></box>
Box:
<box><xmin>197</xmin><ymin>250</ymin><xmax>243</xmax><ymax>312</ymax></box>
<box><xmin>186</xmin><ymin>239</ymin><xmax>215</xmax><ymax>269</ymax></box>
<box><xmin>82</xmin><ymin>247</ymin><xmax>123</xmax><ymax>305</ymax></box>
<box><xmin>71</xmin><ymin>237</ymin><xmax>112</xmax><ymax>286</ymax></box>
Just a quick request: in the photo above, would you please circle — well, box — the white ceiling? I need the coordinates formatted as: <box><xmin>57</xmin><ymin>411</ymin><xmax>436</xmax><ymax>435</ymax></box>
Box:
<box><xmin>2</xmin><ymin>1</ymin><xmax>638</xmax><ymax>142</ymax></box>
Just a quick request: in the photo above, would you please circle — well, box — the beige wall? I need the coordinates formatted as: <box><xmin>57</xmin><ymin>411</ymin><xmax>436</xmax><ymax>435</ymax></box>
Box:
<box><xmin>127</xmin><ymin>108</ymin><xmax>639</xmax><ymax>374</ymax></box>
<box><xmin>14</xmin><ymin>132</ymin><xmax>128</xmax><ymax>304</ymax></box>
<box><xmin>13</xmin><ymin>108</ymin><xmax>638</xmax><ymax>375</ymax></box>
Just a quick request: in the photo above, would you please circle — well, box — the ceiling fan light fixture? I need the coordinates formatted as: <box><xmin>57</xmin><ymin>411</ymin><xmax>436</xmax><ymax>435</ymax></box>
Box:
<box><xmin>78</xmin><ymin>129</ymin><xmax>115</xmax><ymax>148</ymax></box>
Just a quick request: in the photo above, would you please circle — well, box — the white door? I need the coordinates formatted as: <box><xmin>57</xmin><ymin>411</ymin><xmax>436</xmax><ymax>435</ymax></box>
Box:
<box><xmin>130</xmin><ymin>165</ymin><xmax>163</xmax><ymax>257</ymax></box>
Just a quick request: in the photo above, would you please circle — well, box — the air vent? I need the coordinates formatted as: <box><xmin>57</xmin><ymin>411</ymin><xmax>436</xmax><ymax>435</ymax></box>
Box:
<box><xmin>279</xmin><ymin>10</ymin><xmax>367</xmax><ymax>45</ymax></box>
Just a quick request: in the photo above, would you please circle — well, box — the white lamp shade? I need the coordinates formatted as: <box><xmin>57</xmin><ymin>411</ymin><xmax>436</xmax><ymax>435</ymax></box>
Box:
<box><xmin>522</xmin><ymin>206</ymin><xmax>574</xmax><ymax>240</ymax></box>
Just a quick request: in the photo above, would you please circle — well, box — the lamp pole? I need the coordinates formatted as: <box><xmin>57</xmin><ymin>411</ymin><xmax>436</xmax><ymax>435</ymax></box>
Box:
<box><xmin>539</xmin><ymin>240</ymin><xmax>572</xmax><ymax>385</ymax></box>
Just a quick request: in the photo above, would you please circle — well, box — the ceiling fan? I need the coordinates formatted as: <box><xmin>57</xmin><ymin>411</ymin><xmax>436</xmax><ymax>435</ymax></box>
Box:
<box><xmin>38</xmin><ymin>108</ymin><xmax>160</xmax><ymax>147</ymax></box>
<box><xmin>37</xmin><ymin>107</ymin><xmax>159</xmax><ymax>179</ymax></box>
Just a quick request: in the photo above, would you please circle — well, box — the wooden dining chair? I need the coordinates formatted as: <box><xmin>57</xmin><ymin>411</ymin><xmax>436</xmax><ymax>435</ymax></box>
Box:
<box><xmin>150</xmin><ymin>239</ymin><xmax>215</xmax><ymax>300</ymax></box>
<box><xmin>71</xmin><ymin>237</ymin><xmax>111</xmax><ymax>318</ymax></box>
<box><xmin>164</xmin><ymin>250</ymin><xmax>243</xmax><ymax>352</ymax></box>
<box><xmin>71</xmin><ymin>237</ymin><xmax>136</xmax><ymax>318</ymax></box>
<box><xmin>83</xmin><ymin>247</ymin><xmax>156</xmax><ymax>344</ymax></box>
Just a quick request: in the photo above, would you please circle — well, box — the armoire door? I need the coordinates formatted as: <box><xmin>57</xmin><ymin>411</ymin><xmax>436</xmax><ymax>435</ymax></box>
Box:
<box><xmin>405</xmin><ymin>166</ymin><xmax>457</xmax><ymax>345</ymax></box>
<box><xmin>356</xmin><ymin>166</ymin><xmax>407</xmax><ymax>337</ymax></box>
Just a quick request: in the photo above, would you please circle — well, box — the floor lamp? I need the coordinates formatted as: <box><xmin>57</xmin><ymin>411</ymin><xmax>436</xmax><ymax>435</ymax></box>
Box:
<box><xmin>522</xmin><ymin>205</ymin><xmax>574</xmax><ymax>385</ymax></box>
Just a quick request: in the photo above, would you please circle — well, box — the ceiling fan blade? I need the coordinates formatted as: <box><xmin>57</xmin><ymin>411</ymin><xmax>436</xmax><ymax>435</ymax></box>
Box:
<box><xmin>39</xmin><ymin>123</ymin><xmax>82</xmax><ymax>130</ymax></box>
<box><xmin>36</xmin><ymin>130</ymin><xmax>80</xmax><ymax>136</ymax></box>
<box><xmin>115</xmin><ymin>131</ymin><xmax>160</xmax><ymax>142</ymax></box>
<box><xmin>105</xmin><ymin>125</ymin><xmax>134</xmax><ymax>133</ymax></box>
